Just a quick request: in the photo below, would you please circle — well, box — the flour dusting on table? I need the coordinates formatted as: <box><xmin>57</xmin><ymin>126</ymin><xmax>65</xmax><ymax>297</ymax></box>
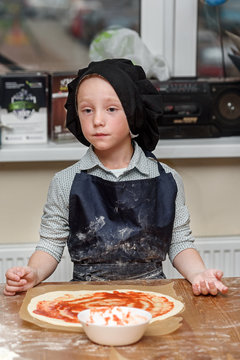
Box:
<box><xmin>0</xmin><ymin>347</ymin><xmax>19</xmax><ymax>360</ymax></box>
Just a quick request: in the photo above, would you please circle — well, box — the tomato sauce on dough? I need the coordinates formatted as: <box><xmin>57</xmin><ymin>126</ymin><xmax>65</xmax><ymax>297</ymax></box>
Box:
<box><xmin>33</xmin><ymin>290</ymin><xmax>174</xmax><ymax>323</ymax></box>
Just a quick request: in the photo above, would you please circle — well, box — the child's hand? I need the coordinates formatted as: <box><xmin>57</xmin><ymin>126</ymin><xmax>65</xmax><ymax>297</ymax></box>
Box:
<box><xmin>191</xmin><ymin>269</ymin><xmax>228</xmax><ymax>296</ymax></box>
<box><xmin>4</xmin><ymin>266</ymin><xmax>38</xmax><ymax>296</ymax></box>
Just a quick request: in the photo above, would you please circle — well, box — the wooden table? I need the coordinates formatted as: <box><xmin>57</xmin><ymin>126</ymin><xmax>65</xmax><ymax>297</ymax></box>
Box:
<box><xmin>0</xmin><ymin>278</ymin><xmax>239</xmax><ymax>360</ymax></box>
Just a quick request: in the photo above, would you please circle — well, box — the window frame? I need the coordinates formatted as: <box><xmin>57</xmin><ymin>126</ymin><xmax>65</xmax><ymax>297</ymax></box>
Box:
<box><xmin>141</xmin><ymin>0</ymin><xmax>198</xmax><ymax>77</ymax></box>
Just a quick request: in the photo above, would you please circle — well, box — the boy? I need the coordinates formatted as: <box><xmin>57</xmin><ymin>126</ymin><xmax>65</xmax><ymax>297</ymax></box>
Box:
<box><xmin>4</xmin><ymin>59</ymin><xmax>228</xmax><ymax>296</ymax></box>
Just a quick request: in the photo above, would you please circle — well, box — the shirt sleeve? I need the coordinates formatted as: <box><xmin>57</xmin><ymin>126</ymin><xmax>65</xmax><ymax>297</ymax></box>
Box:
<box><xmin>168</xmin><ymin>169</ymin><xmax>196</xmax><ymax>263</ymax></box>
<box><xmin>36</xmin><ymin>173</ymin><xmax>70</xmax><ymax>262</ymax></box>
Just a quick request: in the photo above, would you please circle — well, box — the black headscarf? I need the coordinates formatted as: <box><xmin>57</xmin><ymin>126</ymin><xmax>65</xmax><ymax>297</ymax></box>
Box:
<box><xmin>65</xmin><ymin>58</ymin><xmax>162</xmax><ymax>151</ymax></box>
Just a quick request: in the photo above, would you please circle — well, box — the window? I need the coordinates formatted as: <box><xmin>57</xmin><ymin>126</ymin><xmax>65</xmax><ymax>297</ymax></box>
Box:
<box><xmin>1</xmin><ymin>1</ymin><xmax>238</xmax><ymax>77</ymax></box>
<box><xmin>0</xmin><ymin>0</ymin><xmax>140</xmax><ymax>72</ymax></box>
<box><xmin>156</xmin><ymin>0</ymin><xmax>240</xmax><ymax>78</ymax></box>
<box><xmin>141</xmin><ymin>0</ymin><xmax>198</xmax><ymax>78</ymax></box>
<box><xmin>197</xmin><ymin>0</ymin><xmax>240</xmax><ymax>78</ymax></box>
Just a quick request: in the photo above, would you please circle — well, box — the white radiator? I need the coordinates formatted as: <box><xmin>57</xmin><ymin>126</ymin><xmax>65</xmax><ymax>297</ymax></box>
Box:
<box><xmin>163</xmin><ymin>236</ymin><xmax>240</xmax><ymax>278</ymax></box>
<box><xmin>0</xmin><ymin>245</ymin><xmax>73</xmax><ymax>283</ymax></box>
<box><xmin>0</xmin><ymin>236</ymin><xmax>239</xmax><ymax>283</ymax></box>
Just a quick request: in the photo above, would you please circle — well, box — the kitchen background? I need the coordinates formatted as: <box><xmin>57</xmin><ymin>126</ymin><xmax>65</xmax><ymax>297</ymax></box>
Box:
<box><xmin>0</xmin><ymin>0</ymin><xmax>240</xmax><ymax>281</ymax></box>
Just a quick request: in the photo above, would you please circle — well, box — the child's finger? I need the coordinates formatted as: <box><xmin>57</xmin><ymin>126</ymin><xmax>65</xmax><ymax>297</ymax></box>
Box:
<box><xmin>7</xmin><ymin>267</ymin><xmax>32</xmax><ymax>281</ymax></box>
<box><xmin>4</xmin><ymin>284</ymin><xmax>25</xmax><ymax>295</ymax></box>
<box><xmin>199</xmin><ymin>280</ymin><xmax>209</xmax><ymax>295</ymax></box>
<box><xmin>214</xmin><ymin>270</ymin><xmax>223</xmax><ymax>280</ymax></box>
<box><xmin>216</xmin><ymin>281</ymin><xmax>228</xmax><ymax>294</ymax></box>
<box><xmin>207</xmin><ymin>281</ymin><xmax>218</xmax><ymax>296</ymax></box>
<box><xmin>221</xmin><ymin>286</ymin><xmax>228</xmax><ymax>294</ymax></box>
<box><xmin>6</xmin><ymin>278</ymin><xmax>27</xmax><ymax>287</ymax></box>
<box><xmin>192</xmin><ymin>283</ymin><xmax>201</xmax><ymax>296</ymax></box>
<box><xmin>3</xmin><ymin>289</ymin><xmax>16</xmax><ymax>296</ymax></box>
<box><xmin>5</xmin><ymin>266</ymin><xmax>23</xmax><ymax>278</ymax></box>
<box><xmin>5</xmin><ymin>272</ymin><xmax>21</xmax><ymax>282</ymax></box>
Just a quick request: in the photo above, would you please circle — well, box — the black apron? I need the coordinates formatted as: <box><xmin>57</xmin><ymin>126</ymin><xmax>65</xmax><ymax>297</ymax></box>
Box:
<box><xmin>67</xmin><ymin>157</ymin><xmax>177</xmax><ymax>281</ymax></box>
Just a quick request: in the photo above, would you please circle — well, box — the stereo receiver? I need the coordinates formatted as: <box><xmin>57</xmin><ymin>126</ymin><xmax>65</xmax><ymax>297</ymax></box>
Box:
<box><xmin>152</xmin><ymin>78</ymin><xmax>240</xmax><ymax>139</ymax></box>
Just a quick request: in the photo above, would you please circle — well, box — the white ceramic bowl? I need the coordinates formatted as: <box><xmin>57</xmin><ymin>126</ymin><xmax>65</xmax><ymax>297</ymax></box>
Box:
<box><xmin>77</xmin><ymin>306</ymin><xmax>152</xmax><ymax>346</ymax></box>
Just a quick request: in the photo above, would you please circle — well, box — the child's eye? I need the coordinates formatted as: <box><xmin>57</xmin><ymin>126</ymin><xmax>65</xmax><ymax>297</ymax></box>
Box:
<box><xmin>107</xmin><ymin>107</ymin><xmax>117</xmax><ymax>112</ymax></box>
<box><xmin>82</xmin><ymin>108</ymin><xmax>92</xmax><ymax>114</ymax></box>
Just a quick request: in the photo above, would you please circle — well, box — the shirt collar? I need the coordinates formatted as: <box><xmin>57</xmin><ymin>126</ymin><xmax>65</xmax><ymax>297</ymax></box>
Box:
<box><xmin>127</xmin><ymin>142</ymin><xmax>150</xmax><ymax>176</ymax></box>
<box><xmin>79</xmin><ymin>142</ymin><xmax>150</xmax><ymax>176</ymax></box>
<box><xmin>79</xmin><ymin>145</ymin><xmax>102</xmax><ymax>170</ymax></box>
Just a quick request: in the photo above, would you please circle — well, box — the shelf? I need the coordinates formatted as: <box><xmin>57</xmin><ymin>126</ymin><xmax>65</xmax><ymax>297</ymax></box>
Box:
<box><xmin>0</xmin><ymin>137</ymin><xmax>240</xmax><ymax>162</ymax></box>
<box><xmin>153</xmin><ymin>136</ymin><xmax>240</xmax><ymax>159</ymax></box>
<box><xmin>0</xmin><ymin>141</ymin><xmax>86</xmax><ymax>162</ymax></box>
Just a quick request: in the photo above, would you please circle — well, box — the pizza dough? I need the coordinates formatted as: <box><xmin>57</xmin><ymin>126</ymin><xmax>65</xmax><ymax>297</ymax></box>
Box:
<box><xmin>27</xmin><ymin>289</ymin><xmax>184</xmax><ymax>327</ymax></box>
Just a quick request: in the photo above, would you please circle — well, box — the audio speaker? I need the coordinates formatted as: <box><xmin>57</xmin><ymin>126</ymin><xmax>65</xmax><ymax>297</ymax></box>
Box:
<box><xmin>211</xmin><ymin>80</ymin><xmax>240</xmax><ymax>135</ymax></box>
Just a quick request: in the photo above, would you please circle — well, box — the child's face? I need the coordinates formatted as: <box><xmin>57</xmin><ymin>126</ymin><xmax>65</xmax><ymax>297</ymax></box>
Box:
<box><xmin>76</xmin><ymin>76</ymin><xmax>131</xmax><ymax>153</ymax></box>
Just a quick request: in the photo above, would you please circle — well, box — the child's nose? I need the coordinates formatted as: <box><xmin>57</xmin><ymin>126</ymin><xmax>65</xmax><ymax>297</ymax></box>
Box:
<box><xmin>93</xmin><ymin>110</ymin><xmax>105</xmax><ymax>126</ymax></box>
